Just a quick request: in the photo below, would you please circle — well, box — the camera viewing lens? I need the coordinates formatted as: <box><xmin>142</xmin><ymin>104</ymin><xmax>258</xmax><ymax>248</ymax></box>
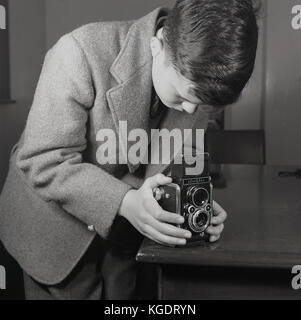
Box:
<box><xmin>192</xmin><ymin>188</ymin><xmax>209</xmax><ymax>208</ymax></box>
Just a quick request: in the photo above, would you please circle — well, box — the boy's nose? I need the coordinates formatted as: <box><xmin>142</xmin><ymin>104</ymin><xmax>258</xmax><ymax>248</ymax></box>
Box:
<box><xmin>182</xmin><ymin>102</ymin><xmax>197</xmax><ymax>114</ymax></box>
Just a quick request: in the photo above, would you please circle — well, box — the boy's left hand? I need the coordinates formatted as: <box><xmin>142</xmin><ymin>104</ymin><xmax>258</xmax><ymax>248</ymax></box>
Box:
<box><xmin>206</xmin><ymin>201</ymin><xmax>227</xmax><ymax>243</ymax></box>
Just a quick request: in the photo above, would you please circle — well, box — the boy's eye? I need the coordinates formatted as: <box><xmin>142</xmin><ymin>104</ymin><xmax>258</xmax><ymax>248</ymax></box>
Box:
<box><xmin>174</xmin><ymin>96</ymin><xmax>184</xmax><ymax>104</ymax></box>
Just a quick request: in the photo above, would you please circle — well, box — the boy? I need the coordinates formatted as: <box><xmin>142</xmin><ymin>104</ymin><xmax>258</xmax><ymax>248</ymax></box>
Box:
<box><xmin>0</xmin><ymin>0</ymin><xmax>259</xmax><ymax>299</ymax></box>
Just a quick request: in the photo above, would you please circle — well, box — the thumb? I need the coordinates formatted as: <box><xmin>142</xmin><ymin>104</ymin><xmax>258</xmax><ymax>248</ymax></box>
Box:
<box><xmin>146</xmin><ymin>174</ymin><xmax>172</xmax><ymax>189</ymax></box>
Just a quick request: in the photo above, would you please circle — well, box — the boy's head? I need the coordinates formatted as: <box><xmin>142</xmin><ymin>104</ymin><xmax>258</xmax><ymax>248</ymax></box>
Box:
<box><xmin>151</xmin><ymin>0</ymin><xmax>260</xmax><ymax>114</ymax></box>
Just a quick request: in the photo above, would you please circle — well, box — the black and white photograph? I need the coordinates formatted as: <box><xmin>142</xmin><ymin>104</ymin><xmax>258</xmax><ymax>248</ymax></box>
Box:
<box><xmin>0</xmin><ymin>0</ymin><xmax>301</xmax><ymax>303</ymax></box>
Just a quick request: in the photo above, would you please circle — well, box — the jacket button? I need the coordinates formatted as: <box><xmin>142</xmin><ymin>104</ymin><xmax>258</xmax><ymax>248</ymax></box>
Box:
<box><xmin>88</xmin><ymin>225</ymin><xmax>95</xmax><ymax>232</ymax></box>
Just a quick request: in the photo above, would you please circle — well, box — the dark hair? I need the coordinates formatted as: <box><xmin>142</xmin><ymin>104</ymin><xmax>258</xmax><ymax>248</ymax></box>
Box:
<box><xmin>163</xmin><ymin>0</ymin><xmax>260</xmax><ymax>107</ymax></box>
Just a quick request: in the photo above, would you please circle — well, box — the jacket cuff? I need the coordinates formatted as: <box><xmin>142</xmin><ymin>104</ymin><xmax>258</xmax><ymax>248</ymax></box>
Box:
<box><xmin>89</xmin><ymin>180</ymin><xmax>133</xmax><ymax>240</ymax></box>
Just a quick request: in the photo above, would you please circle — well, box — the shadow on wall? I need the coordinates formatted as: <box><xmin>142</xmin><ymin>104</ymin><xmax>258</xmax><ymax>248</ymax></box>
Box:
<box><xmin>0</xmin><ymin>0</ymin><xmax>46</xmax><ymax>192</ymax></box>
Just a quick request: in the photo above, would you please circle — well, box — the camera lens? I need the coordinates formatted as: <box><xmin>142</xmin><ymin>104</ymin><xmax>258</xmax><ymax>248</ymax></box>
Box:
<box><xmin>188</xmin><ymin>187</ymin><xmax>209</xmax><ymax>208</ymax></box>
<box><xmin>195</xmin><ymin>212</ymin><xmax>207</xmax><ymax>227</ymax></box>
<box><xmin>188</xmin><ymin>209</ymin><xmax>210</xmax><ymax>233</ymax></box>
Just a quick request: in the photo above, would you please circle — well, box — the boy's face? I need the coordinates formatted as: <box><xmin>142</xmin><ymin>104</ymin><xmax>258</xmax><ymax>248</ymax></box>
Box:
<box><xmin>151</xmin><ymin>28</ymin><xmax>202</xmax><ymax>115</ymax></box>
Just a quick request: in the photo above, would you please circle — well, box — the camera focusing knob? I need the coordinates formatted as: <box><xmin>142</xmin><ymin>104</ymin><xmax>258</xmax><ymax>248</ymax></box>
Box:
<box><xmin>153</xmin><ymin>188</ymin><xmax>163</xmax><ymax>201</ymax></box>
<box><xmin>153</xmin><ymin>187</ymin><xmax>171</xmax><ymax>201</ymax></box>
<box><xmin>187</xmin><ymin>206</ymin><xmax>196</xmax><ymax>214</ymax></box>
<box><xmin>206</xmin><ymin>204</ymin><xmax>212</xmax><ymax>212</ymax></box>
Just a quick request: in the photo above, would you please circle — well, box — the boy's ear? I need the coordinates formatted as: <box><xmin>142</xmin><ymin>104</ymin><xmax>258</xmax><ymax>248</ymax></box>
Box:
<box><xmin>156</xmin><ymin>27</ymin><xmax>164</xmax><ymax>40</ymax></box>
<box><xmin>150</xmin><ymin>28</ymin><xmax>164</xmax><ymax>57</ymax></box>
<box><xmin>150</xmin><ymin>36</ymin><xmax>163</xmax><ymax>57</ymax></box>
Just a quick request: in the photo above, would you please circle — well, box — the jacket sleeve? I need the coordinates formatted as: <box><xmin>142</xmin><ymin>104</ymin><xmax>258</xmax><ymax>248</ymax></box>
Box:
<box><xmin>16</xmin><ymin>34</ymin><xmax>132</xmax><ymax>239</ymax></box>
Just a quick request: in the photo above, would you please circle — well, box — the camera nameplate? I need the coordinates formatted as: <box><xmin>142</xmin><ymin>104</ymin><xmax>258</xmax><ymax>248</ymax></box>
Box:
<box><xmin>183</xmin><ymin>177</ymin><xmax>210</xmax><ymax>185</ymax></box>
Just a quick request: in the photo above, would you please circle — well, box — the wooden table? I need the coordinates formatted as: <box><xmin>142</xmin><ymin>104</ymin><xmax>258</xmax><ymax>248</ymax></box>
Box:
<box><xmin>136</xmin><ymin>165</ymin><xmax>301</xmax><ymax>300</ymax></box>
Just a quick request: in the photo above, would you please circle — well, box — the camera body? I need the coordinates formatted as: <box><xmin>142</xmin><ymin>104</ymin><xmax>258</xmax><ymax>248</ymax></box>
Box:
<box><xmin>154</xmin><ymin>153</ymin><xmax>213</xmax><ymax>245</ymax></box>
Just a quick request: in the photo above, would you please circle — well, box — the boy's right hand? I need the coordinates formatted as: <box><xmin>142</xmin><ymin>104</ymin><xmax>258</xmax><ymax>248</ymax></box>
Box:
<box><xmin>118</xmin><ymin>174</ymin><xmax>192</xmax><ymax>246</ymax></box>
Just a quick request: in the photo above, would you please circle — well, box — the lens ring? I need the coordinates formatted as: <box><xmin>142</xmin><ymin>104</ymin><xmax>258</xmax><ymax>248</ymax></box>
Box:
<box><xmin>188</xmin><ymin>209</ymin><xmax>210</xmax><ymax>233</ymax></box>
<box><xmin>191</xmin><ymin>187</ymin><xmax>209</xmax><ymax>208</ymax></box>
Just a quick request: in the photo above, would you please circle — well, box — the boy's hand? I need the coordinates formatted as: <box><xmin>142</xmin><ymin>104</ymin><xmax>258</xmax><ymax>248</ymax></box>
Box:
<box><xmin>206</xmin><ymin>201</ymin><xmax>227</xmax><ymax>243</ymax></box>
<box><xmin>119</xmin><ymin>174</ymin><xmax>192</xmax><ymax>246</ymax></box>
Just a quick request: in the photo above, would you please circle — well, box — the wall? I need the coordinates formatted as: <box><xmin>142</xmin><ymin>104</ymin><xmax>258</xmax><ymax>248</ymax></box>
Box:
<box><xmin>45</xmin><ymin>0</ymin><xmax>175</xmax><ymax>49</ymax></box>
<box><xmin>0</xmin><ymin>0</ymin><xmax>46</xmax><ymax>191</ymax></box>
<box><xmin>226</xmin><ymin>0</ymin><xmax>301</xmax><ymax>165</ymax></box>
<box><xmin>264</xmin><ymin>0</ymin><xmax>301</xmax><ymax>165</ymax></box>
<box><xmin>224</xmin><ymin>0</ymin><xmax>266</xmax><ymax>131</ymax></box>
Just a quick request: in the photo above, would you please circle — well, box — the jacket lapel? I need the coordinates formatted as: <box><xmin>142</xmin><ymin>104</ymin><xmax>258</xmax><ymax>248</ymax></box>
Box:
<box><xmin>106</xmin><ymin>63</ymin><xmax>152</xmax><ymax>173</ymax></box>
<box><xmin>106</xmin><ymin>8</ymin><xmax>169</xmax><ymax>173</ymax></box>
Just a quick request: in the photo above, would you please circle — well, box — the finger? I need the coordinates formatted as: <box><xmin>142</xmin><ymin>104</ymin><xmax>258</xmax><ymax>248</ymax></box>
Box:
<box><xmin>144</xmin><ymin>197</ymin><xmax>183</xmax><ymax>224</ymax></box>
<box><xmin>213</xmin><ymin>200</ymin><xmax>226</xmax><ymax>216</ymax></box>
<box><xmin>143</xmin><ymin>233</ymin><xmax>174</xmax><ymax>248</ymax></box>
<box><xmin>148</xmin><ymin>216</ymin><xmax>192</xmax><ymax>239</ymax></box>
<box><xmin>143</xmin><ymin>202</ymin><xmax>190</xmax><ymax>238</ymax></box>
<box><xmin>144</xmin><ymin>198</ymin><xmax>186</xmax><ymax>226</ymax></box>
<box><xmin>143</xmin><ymin>225</ymin><xmax>187</xmax><ymax>246</ymax></box>
<box><xmin>156</xmin><ymin>210</ymin><xmax>185</xmax><ymax>225</ymax></box>
<box><xmin>212</xmin><ymin>201</ymin><xmax>227</xmax><ymax>220</ymax></box>
<box><xmin>211</xmin><ymin>209</ymin><xmax>227</xmax><ymax>225</ymax></box>
<box><xmin>209</xmin><ymin>234</ymin><xmax>221</xmax><ymax>243</ymax></box>
<box><xmin>142</xmin><ymin>232</ymin><xmax>178</xmax><ymax>248</ymax></box>
<box><xmin>146</xmin><ymin>174</ymin><xmax>172</xmax><ymax>189</ymax></box>
<box><xmin>206</xmin><ymin>223</ymin><xmax>224</xmax><ymax>236</ymax></box>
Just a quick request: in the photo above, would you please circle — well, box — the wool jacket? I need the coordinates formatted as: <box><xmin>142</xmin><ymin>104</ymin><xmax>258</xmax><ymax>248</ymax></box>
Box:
<box><xmin>0</xmin><ymin>8</ymin><xmax>208</xmax><ymax>285</ymax></box>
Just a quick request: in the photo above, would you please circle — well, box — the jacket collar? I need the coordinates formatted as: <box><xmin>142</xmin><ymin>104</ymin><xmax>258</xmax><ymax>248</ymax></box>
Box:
<box><xmin>109</xmin><ymin>8</ymin><xmax>168</xmax><ymax>83</ymax></box>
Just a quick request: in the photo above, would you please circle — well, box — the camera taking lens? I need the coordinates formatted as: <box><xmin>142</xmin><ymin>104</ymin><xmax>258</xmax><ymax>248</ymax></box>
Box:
<box><xmin>189</xmin><ymin>209</ymin><xmax>211</xmax><ymax>233</ymax></box>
